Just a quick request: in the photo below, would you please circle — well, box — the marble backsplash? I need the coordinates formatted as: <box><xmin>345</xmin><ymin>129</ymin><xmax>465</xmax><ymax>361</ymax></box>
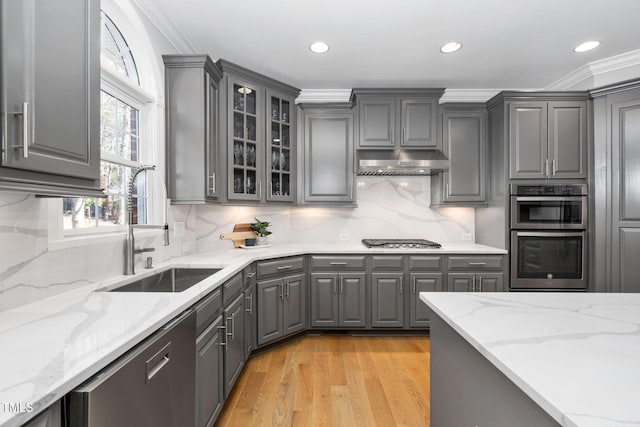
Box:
<box><xmin>0</xmin><ymin>192</ymin><xmax>196</xmax><ymax>311</ymax></box>
<box><xmin>0</xmin><ymin>176</ymin><xmax>474</xmax><ymax>310</ymax></box>
<box><xmin>196</xmin><ymin>176</ymin><xmax>475</xmax><ymax>252</ymax></box>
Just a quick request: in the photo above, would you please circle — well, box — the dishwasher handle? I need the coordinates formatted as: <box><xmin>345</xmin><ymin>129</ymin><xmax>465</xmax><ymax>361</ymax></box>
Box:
<box><xmin>145</xmin><ymin>341</ymin><xmax>172</xmax><ymax>384</ymax></box>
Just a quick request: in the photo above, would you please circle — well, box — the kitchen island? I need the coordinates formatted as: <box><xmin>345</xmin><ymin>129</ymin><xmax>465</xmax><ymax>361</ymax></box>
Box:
<box><xmin>421</xmin><ymin>292</ymin><xmax>640</xmax><ymax>427</ymax></box>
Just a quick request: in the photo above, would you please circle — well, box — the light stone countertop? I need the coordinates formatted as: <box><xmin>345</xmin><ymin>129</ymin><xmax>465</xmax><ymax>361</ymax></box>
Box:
<box><xmin>0</xmin><ymin>242</ymin><xmax>504</xmax><ymax>426</ymax></box>
<box><xmin>420</xmin><ymin>292</ymin><xmax>640</xmax><ymax>427</ymax></box>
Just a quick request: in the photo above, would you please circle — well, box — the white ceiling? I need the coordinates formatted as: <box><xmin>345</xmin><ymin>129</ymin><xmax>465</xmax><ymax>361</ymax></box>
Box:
<box><xmin>135</xmin><ymin>0</ymin><xmax>640</xmax><ymax>90</ymax></box>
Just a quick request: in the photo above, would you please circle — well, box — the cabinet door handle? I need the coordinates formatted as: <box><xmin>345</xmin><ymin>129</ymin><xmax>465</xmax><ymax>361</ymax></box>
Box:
<box><xmin>340</xmin><ymin>276</ymin><xmax>344</xmax><ymax>294</ymax></box>
<box><xmin>246</xmin><ymin>294</ymin><xmax>253</xmax><ymax>314</ymax></box>
<box><xmin>279</xmin><ymin>282</ymin><xmax>284</xmax><ymax>299</ymax></box>
<box><xmin>286</xmin><ymin>280</ymin><xmax>290</xmax><ymax>299</ymax></box>
<box><xmin>468</xmin><ymin>262</ymin><xmax>487</xmax><ymax>266</ymax></box>
<box><xmin>218</xmin><ymin>324</ymin><xmax>227</xmax><ymax>346</ymax></box>
<box><xmin>402</xmin><ymin>127</ymin><xmax>406</xmax><ymax>143</ymax></box>
<box><xmin>258</xmin><ymin>180</ymin><xmax>262</xmax><ymax>198</ymax></box>
<box><xmin>333</xmin><ymin>279</ymin><xmax>337</xmax><ymax>294</ymax></box>
<box><xmin>226</xmin><ymin>316</ymin><xmax>234</xmax><ymax>339</ymax></box>
<box><xmin>445</xmin><ymin>183</ymin><xmax>449</xmax><ymax>198</ymax></box>
<box><xmin>544</xmin><ymin>159</ymin><xmax>550</xmax><ymax>177</ymax></box>
<box><xmin>246</xmin><ymin>272</ymin><xmax>256</xmax><ymax>278</ymax></box>
<box><xmin>391</xmin><ymin>128</ymin><xmax>395</xmax><ymax>143</ymax></box>
<box><xmin>478</xmin><ymin>277</ymin><xmax>483</xmax><ymax>292</ymax></box>
<box><xmin>209</xmin><ymin>173</ymin><xmax>215</xmax><ymax>192</ymax></box>
<box><xmin>11</xmin><ymin>102</ymin><xmax>29</xmax><ymax>158</ymax></box>
<box><xmin>330</xmin><ymin>262</ymin><xmax>347</xmax><ymax>266</ymax></box>
<box><xmin>472</xmin><ymin>276</ymin><xmax>476</xmax><ymax>292</ymax></box>
<box><xmin>412</xmin><ymin>277</ymin><xmax>416</xmax><ymax>294</ymax></box>
<box><xmin>277</xmin><ymin>265</ymin><xmax>293</xmax><ymax>270</ymax></box>
<box><xmin>399</xmin><ymin>277</ymin><xmax>403</xmax><ymax>294</ymax></box>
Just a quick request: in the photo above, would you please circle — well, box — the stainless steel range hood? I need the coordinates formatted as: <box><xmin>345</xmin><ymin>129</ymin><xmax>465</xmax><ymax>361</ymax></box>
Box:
<box><xmin>357</xmin><ymin>150</ymin><xmax>449</xmax><ymax>176</ymax></box>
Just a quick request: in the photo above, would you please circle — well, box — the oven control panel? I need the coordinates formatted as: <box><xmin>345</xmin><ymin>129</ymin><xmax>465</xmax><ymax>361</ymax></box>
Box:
<box><xmin>510</xmin><ymin>183</ymin><xmax>587</xmax><ymax>196</ymax></box>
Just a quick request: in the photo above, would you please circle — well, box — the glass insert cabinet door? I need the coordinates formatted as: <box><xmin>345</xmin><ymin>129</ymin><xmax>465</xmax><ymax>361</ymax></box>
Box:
<box><xmin>267</xmin><ymin>91</ymin><xmax>294</xmax><ymax>201</ymax></box>
<box><xmin>229</xmin><ymin>80</ymin><xmax>261</xmax><ymax>200</ymax></box>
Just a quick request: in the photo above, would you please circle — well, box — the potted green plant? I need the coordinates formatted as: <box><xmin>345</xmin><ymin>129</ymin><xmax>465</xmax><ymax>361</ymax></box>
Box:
<box><xmin>251</xmin><ymin>217</ymin><xmax>272</xmax><ymax>245</ymax></box>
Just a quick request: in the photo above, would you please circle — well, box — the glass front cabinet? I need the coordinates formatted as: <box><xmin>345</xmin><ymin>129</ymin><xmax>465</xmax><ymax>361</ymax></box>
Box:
<box><xmin>218</xmin><ymin>60</ymin><xmax>299</xmax><ymax>204</ymax></box>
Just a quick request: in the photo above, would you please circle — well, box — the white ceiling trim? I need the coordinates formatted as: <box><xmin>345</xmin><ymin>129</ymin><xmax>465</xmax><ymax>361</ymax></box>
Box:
<box><xmin>296</xmin><ymin>89</ymin><xmax>353</xmax><ymax>104</ymax></box>
<box><xmin>130</xmin><ymin>0</ymin><xmax>196</xmax><ymax>54</ymax></box>
<box><xmin>546</xmin><ymin>49</ymin><xmax>640</xmax><ymax>90</ymax></box>
<box><xmin>440</xmin><ymin>89</ymin><xmax>503</xmax><ymax>103</ymax></box>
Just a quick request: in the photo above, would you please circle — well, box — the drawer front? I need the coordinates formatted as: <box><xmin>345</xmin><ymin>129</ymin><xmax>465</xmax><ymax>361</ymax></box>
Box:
<box><xmin>310</xmin><ymin>255</ymin><xmax>366</xmax><ymax>270</ymax></box>
<box><xmin>194</xmin><ymin>288</ymin><xmax>222</xmax><ymax>335</ymax></box>
<box><xmin>244</xmin><ymin>263</ymin><xmax>257</xmax><ymax>289</ymax></box>
<box><xmin>448</xmin><ymin>256</ymin><xmax>504</xmax><ymax>271</ymax></box>
<box><xmin>371</xmin><ymin>256</ymin><xmax>404</xmax><ymax>270</ymax></box>
<box><xmin>257</xmin><ymin>256</ymin><xmax>305</xmax><ymax>279</ymax></box>
<box><xmin>223</xmin><ymin>273</ymin><xmax>244</xmax><ymax>306</ymax></box>
<box><xmin>408</xmin><ymin>256</ymin><xmax>443</xmax><ymax>271</ymax></box>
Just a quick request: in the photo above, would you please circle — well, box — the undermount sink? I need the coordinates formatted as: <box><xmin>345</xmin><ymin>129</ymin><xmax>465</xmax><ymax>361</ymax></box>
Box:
<box><xmin>102</xmin><ymin>268</ymin><xmax>222</xmax><ymax>293</ymax></box>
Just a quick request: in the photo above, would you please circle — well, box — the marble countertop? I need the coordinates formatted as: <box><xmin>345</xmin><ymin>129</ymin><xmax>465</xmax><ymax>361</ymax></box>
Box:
<box><xmin>420</xmin><ymin>292</ymin><xmax>640</xmax><ymax>427</ymax></box>
<box><xmin>0</xmin><ymin>242</ymin><xmax>504</xmax><ymax>426</ymax></box>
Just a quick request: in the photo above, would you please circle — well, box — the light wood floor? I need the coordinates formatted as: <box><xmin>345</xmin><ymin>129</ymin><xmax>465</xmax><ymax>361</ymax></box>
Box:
<box><xmin>215</xmin><ymin>335</ymin><xmax>430</xmax><ymax>427</ymax></box>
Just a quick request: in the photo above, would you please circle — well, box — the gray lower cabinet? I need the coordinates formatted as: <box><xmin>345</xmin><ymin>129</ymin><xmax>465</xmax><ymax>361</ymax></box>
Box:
<box><xmin>509</xmin><ymin>98</ymin><xmax>587</xmax><ymax>180</ymax></box>
<box><xmin>0</xmin><ymin>0</ymin><xmax>102</xmax><ymax>196</ymax></box>
<box><xmin>196</xmin><ymin>315</ymin><xmax>223</xmax><ymax>427</ymax></box>
<box><xmin>448</xmin><ymin>272</ymin><xmax>503</xmax><ymax>292</ymax></box>
<box><xmin>310</xmin><ymin>272</ymin><xmax>366</xmax><ymax>328</ymax></box>
<box><xmin>353</xmin><ymin>89</ymin><xmax>444</xmax><ymax>149</ymax></box>
<box><xmin>371</xmin><ymin>272</ymin><xmax>404</xmax><ymax>327</ymax></box>
<box><xmin>164</xmin><ymin>55</ymin><xmax>222</xmax><ymax>203</ymax></box>
<box><xmin>223</xmin><ymin>293</ymin><xmax>245</xmax><ymax>398</ymax></box>
<box><xmin>300</xmin><ymin>107</ymin><xmax>355</xmax><ymax>204</ymax></box>
<box><xmin>409</xmin><ymin>273</ymin><xmax>443</xmax><ymax>327</ymax></box>
<box><xmin>257</xmin><ymin>273</ymin><xmax>306</xmax><ymax>346</ymax></box>
<box><xmin>431</xmin><ymin>104</ymin><xmax>487</xmax><ymax>206</ymax></box>
<box><xmin>244</xmin><ymin>266</ymin><xmax>256</xmax><ymax>358</ymax></box>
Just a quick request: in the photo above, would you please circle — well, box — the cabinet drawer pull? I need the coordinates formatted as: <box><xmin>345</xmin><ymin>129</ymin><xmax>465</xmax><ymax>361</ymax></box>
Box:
<box><xmin>468</xmin><ymin>262</ymin><xmax>487</xmax><ymax>266</ymax></box>
<box><xmin>277</xmin><ymin>265</ymin><xmax>293</xmax><ymax>270</ymax></box>
<box><xmin>330</xmin><ymin>262</ymin><xmax>348</xmax><ymax>266</ymax></box>
<box><xmin>145</xmin><ymin>342</ymin><xmax>172</xmax><ymax>383</ymax></box>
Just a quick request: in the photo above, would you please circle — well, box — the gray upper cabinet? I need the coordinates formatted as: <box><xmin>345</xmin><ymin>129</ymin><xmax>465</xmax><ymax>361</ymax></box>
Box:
<box><xmin>431</xmin><ymin>104</ymin><xmax>487</xmax><ymax>206</ymax></box>
<box><xmin>0</xmin><ymin>0</ymin><xmax>102</xmax><ymax>196</ymax></box>
<box><xmin>300</xmin><ymin>106</ymin><xmax>355</xmax><ymax>204</ymax></box>
<box><xmin>353</xmin><ymin>89</ymin><xmax>444</xmax><ymax>149</ymax></box>
<box><xmin>509</xmin><ymin>97</ymin><xmax>587</xmax><ymax>180</ymax></box>
<box><xmin>164</xmin><ymin>55</ymin><xmax>222</xmax><ymax>204</ymax></box>
<box><xmin>217</xmin><ymin>60</ymin><xmax>299</xmax><ymax>204</ymax></box>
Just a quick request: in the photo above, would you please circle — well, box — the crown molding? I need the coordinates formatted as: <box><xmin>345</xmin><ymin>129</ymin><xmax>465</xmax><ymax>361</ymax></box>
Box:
<box><xmin>439</xmin><ymin>89</ymin><xmax>501</xmax><ymax>103</ymax></box>
<box><xmin>546</xmin><ymin>49</ymin><xmax>640</xmax><ymax>90</ymax></box>
<box><xmin>295</xmin><ymin>89</ymin><xmax>353</xmax><ymax>104</ymax></box>
<box><xmin>130</xmin><ymin>0</ymin><xmax>196</xmax><ymax>54</ymax></box>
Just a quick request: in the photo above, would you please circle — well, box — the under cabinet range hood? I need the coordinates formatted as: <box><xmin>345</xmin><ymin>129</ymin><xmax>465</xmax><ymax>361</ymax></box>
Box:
<box><xmin>357</xmin><ymin>150</ymin><xmax>450</xmax><ymax>176</ymax></box>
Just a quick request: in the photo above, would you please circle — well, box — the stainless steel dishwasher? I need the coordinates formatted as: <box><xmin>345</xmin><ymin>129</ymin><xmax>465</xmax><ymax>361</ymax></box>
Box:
<box><xmin>69</xmin><ymin>310</ymin><xmax>196</xmax><ymax>427</ymax></box>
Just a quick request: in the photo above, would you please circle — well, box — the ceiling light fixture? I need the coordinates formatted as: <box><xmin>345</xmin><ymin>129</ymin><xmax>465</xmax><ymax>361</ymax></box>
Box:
<box><xmin>440</xmin><ymin>42</ymin><xmax>462</xmax><ymax>54</ymax></box>
<box><xmin>237</xmin><ymin>86</ymin><xmax>252</xmax><ymax>94</ymax></box>
<box><xmin>574</xmin><ymin>41</ymin><xmax>600</xmax><ymax>53</ymax></box>
<box><xmin>309</xmin><ymin>42</ymin><xmax>329</xmax><ymax>54</ymax></box>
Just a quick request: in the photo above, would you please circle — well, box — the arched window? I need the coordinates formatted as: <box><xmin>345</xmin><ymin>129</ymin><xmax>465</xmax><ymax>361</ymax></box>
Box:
<box><xmin>63</xmin><ymin>12</ymin><xmax>151</xmax><ymax>230</ymax></box>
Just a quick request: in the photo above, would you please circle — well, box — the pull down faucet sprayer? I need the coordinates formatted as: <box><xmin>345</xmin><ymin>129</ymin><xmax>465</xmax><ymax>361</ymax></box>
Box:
<box><xmin>125</xmin><ymin>165</ymin><xmax>170</xmax><ymax>275</ymax></box>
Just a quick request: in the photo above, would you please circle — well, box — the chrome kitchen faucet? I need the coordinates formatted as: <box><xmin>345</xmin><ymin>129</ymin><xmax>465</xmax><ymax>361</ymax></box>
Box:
<box><xmin>125</xmin><ymin>165</ymin><xmax>170</xmax><ymax>275</ymax></box>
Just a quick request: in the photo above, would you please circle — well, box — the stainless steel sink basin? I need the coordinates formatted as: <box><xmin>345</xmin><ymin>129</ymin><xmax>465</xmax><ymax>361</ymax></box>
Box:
<box><xmin>103</xmin><ymin>268</ymin><xmax>222</xmax><ymax>293</ymax></box>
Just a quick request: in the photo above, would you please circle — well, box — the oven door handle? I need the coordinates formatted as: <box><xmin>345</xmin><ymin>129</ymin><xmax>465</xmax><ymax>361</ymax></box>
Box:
<box><xmin>514</xmin><ymin>196</ymin><xmax>586</xmax><ymax>202</ymax></box>
<box><xmin>513</xmin><ymin>231</ymin><xmax>585</xmax><ymax>237</ymax></box>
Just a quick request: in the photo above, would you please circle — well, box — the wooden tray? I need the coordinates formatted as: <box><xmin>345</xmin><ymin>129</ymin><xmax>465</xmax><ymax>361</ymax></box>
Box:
<box><xmin>220</xmin><ymin>223</ymin><xmax>257</xmax><ymax>248</ymax></box>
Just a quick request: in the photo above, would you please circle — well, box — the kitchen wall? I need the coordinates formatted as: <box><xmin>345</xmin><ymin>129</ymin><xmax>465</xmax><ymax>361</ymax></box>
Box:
<box><xmin>0</xmin><ymin>191</ymin><xmax>197</xmax><ymax>311</ymax></box>
<box><xmin>195</xmin><ymin>176</ymin><xmax>475</xmax><ymax>252</ymax></box>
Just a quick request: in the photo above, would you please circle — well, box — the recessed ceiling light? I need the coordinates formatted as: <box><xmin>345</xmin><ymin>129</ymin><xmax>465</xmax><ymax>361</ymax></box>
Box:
<box><xmin>310</xmin><ymin>42</ymin><xmax>329</xmax><ymax>54</ymax></box>
<box><xmin>574</xmin><ymin>41</ymin><xmax>600</xmax><ymax>53</ymax></box>
<box><xmin>440</xmin><ymin>42</ymin><xmax>462</xmax><ymax>54</ymax></box>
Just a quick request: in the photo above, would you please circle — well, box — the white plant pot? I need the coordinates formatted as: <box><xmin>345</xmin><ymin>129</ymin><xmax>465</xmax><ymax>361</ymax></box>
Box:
<box><xmin>256</xmin><ymin>236</ymin><xmax>269</xmax><ymax>246</ymax></box>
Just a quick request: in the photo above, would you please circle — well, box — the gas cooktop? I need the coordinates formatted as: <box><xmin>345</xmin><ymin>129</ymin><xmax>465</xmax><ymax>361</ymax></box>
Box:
<box><xmin>361</xmin><ymin>239</ymin><xmax>442</xmax><ymax>249</ymax></box>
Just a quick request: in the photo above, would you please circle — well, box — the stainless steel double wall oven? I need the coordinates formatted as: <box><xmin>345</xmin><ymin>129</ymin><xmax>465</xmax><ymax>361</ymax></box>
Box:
<box><xmin>509</xmin><ymin>184</ymin><xmax>588</xmax><ymax>290</ymax></box>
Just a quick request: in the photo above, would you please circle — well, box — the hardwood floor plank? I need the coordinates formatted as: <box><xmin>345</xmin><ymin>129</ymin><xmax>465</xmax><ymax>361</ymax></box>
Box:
<box><xmin>215</xmin><ymin>335</ymin><xmax>430</xmax><ymax>427</ymax></box>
